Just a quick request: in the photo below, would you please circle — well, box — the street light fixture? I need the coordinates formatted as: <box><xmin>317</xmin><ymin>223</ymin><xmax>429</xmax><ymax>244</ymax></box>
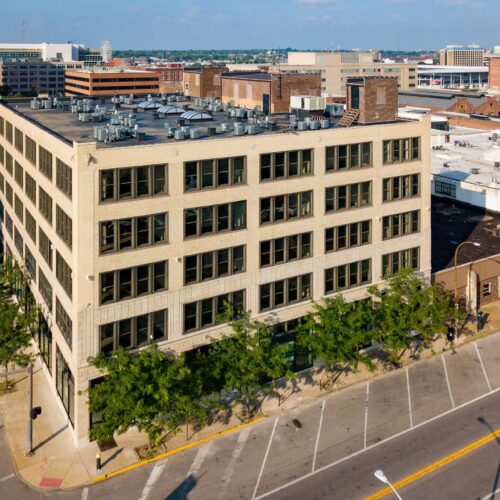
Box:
<box><xmin>453</xmin><ymin>241</ymin><xmax>481</xmax><ymax>337</ymax></box>
<box><xmin>374</xmin><ymin>469</ymin><xmax>403</xmax><ymax>500</ymax></box>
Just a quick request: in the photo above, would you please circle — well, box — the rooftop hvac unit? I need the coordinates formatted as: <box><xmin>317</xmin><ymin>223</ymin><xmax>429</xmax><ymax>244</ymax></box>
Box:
<box><xmin>174</xmin><ymin>130</ymin><xmax>186</xmax><ymax>140</ymax></box>
<box><xmin>207</xmin><ymin>127</ymin><xmax>217</xmax><ymax>137</ymax></box>
<box><xmin>235</xmin><ymin>108</ymin><xmax>246</xmax><ymax>118</ymax></box>
<box><xmin>247</xmin><ymin>124</ymin><xmax>258</xmax><ymax>135</ymax></box>
<box><xmin>30</xmin><ymin>100</ymin><xmax>40</xmax><ymax>110</ymax></box>
<box><xmin>190</xmin><ymin>128</ymin><xmax>202</xmax><ymax>139</ymax></box>
<box><xmin>221</xmin><ymin>122</ymin><xmax>233</xmax><ymax>132</ymax></box>
<box><xmin>247</xmin><ymin>109</ymin><xmax>254</xmax><ymax>118</ymax></box>
<box><xmin>268</xmin><ymin>121</ymin><xmax>278</xmax><ymax>131</ymax></box>
<box><xmin>96</xmin><ymin>127</ymin><xmax>108</xmax><ymax>142</ymax></box>
<box><xmin>79</xmin><ymin>113</ymin><xmax>92</xmax><ymax>123</ymax></box>
<box><xmin>181</xmin><ymin>126</ymin><xmax>191</xmax><ymax>135</ymax></box>
<box><xmin>309</xmin><ymin>120</ymin><xmax>320</xmax><ymax>130</ymax></box>
<box><xmin>297</xmin><ymin>121</ymin><xmax>308</xmax><ymax>131</ymax></box>
<box><xmin>320</xmin><ymin>119</ymin><xmax>330</xmax><ymax>129</ymax></box>
<box><xmin>234</xmin><ymin>124</ymin><xmax>246</xmax><ymax>136</ymax></box>
<box><xmin>42</xmin><ymin>100</ymin><xmax>52</xmax><ymax>109</ymax></box>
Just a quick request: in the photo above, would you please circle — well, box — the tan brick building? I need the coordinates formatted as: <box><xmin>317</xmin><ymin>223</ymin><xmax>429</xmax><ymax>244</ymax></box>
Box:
<box><xmin>182</xmin><ymin>67</ymin><xmax>226</xmax><ymax>98</ymax></box>
<box><xmin>0</xmin><ymin>78</ymin><xmax>431</xmax><ymax>444</ymax></box>
<box><xmin>439</xmin><ymin>46</ymin><xmax>485</xmax><ymax>67</ymax></box>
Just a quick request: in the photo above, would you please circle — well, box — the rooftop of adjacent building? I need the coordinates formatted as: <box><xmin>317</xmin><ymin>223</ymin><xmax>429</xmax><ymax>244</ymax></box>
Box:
<box><xmin>431</xmin><ymin>126</ymin><xmax>500</xmax><ymax>190</ymax></box>
<box><xmin>399</xmin><ymin>89</ymin><xmax>491</xmax><ymax>109</ymax></box>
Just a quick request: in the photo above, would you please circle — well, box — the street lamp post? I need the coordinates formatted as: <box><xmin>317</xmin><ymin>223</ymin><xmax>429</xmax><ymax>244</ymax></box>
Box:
<box><xmin>453</xmin><ymin>241</ymin><xmax>481</xmax><ymax>337</ymax></box>
<box><xmin>374</xmin><ymin>469</ymin><xmax>403</xmax><ymax>500</ymax></box>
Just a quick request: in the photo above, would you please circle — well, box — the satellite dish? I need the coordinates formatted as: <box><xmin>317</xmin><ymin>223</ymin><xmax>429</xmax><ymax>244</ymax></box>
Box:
<box><xmin>100</xmin><ymin>40</ymin><xmax>112</xmax><ymax>63</ymax></box>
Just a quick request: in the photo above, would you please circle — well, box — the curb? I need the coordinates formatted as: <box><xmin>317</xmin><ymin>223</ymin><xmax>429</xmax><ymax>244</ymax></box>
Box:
<box><xmin>92</xmin><ymin>416</ymin><xmax>267</xmax><ymax>484</ymax></box>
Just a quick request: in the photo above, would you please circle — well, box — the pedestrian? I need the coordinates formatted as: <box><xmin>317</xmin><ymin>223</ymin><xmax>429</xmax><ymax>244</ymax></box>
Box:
<box><xmin>96</xmin><ymin>452</ymin><xmax>101</xmax><ymax>471</ymax></box>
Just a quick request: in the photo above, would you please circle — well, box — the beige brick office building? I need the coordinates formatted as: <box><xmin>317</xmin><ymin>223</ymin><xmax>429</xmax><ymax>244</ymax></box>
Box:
<box><xmin>0</xmin><ymin>80</ymin><xmax>431</xmax><ymax>444</ymax></box>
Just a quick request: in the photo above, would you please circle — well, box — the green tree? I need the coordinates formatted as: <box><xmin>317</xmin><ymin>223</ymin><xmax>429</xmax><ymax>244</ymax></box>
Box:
<box><xmin>368</xmin><ymin>269</ymin><xmax>455</xmax><ymax>366</ymax></box>
<box><xmin>297</xmin><ymin>296</ymin><xmax>375</xmax><ymax>390</ymax></box>
<box><xmin>208</xmin><ymin>312</ymin><xmax>293</xmax><ymax>418</ymax></box>
<box><xmin>88</xmin><ymin>346</ymin><xmax>210</xmax><ymax>448</ymax></box>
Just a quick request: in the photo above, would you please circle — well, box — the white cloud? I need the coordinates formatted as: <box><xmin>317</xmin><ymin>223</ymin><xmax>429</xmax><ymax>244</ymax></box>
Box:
<box><xmin>295</xmin><ymin>0</ymin><xmax>334</xmax><ymax>5</ymax></box>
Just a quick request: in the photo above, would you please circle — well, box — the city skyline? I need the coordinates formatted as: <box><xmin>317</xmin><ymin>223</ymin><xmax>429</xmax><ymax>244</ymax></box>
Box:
<box><xmin>0</xmin><ymin>0</ymin><xmax>499</xmax><ymax>51</ymax></box>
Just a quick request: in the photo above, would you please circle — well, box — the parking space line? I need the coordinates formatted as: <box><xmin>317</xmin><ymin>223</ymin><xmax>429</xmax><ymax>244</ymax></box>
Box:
<box><xmin>189</xmin><ymin>441</ymin><xmax>212</xmax><ymax>473</ymax></box>
<box><xmin>221</xmin><ymin>427</ymin><xmax>251</xmax><ymax>489</ymax></box>
<box><xmin>252</xmin><ymin>417</ymin><xmax>279</xmax><ymax>499</ymax></box>
<box><xmin>138</xmin><ymin>461</ymin><xmax>167</xmax><ymax>500</ymax></box>
<box><xmin>312</xmin><ymin>400</ymin><xmax>326</xmax><ymax>472</ymax></box>
<box><xmin>441</xmin><ymin>354</ymin><xmax>455</xmax><ymax>408</ymax></box>
<box><xmin>481</xmin><ymin>486</ymin><xmax>500</xmax><ymax>500</ymax></box>
<box><xmin>364</xmin><ymin>381</ymin><xmax>370</xmax><ymax>449</ymax></box>
<box><xmin>81</xmin><ymin>487</ymin><xmax>88</xmax><ymax>500</ymax></box>
<box><xmin>474</xmin><ymin>342</ymin><xmax>492</xmax><ymax>392</ymax></box>
<box><xmin>0</xmin><ymin>473</ymin><xmax>14</xmax><ymax>482</ymax></box>
<box><xmin>406</xmin><ymin>366</ymin><xmax>413</xmax><ymax>428</ymax></box>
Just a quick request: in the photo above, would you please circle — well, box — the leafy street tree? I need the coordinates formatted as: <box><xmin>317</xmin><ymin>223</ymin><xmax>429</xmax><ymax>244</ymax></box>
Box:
<box><xmin>296</xmin><ymin>296</ymin><xmax>375</xmax><ymax>389</ymax></box>
<box><xmin>368</xmin><ymin>268</ymin><xmax>455</xmax><ymax>365</ymax></box>
<box><xmin>208</xmin><ymin>312</ymin><xmax>294</xmax><ymax>417</ymax></box>
<box><xmin>87</xmin><ymin>345</ymin><xmax>209</xmax><ymax>448</ymax></box>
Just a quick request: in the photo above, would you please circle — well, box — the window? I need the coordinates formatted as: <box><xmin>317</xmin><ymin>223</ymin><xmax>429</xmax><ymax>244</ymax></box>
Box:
<box><xmin>325</xmin><ymin>182</ymin><xmax>371</xmax><ymax>212</ymax></box>
<box><xmin>39</xmin><ymin>228</ymin><xmax>52</xmax><ymax>269</ymax></box>
<box><xmin>325</xmin><ymin>220</ymin><xmax>371</xmax><ymax>253</ymax></box>
<box><xmin>382</xmin><ymin>247</ymin><xmax>420</xmax><ymax>276</ymax></box>
<box><xmin>14</xmin><ymin>161</ymin><xmax>23</xmax><ymax>188</ymax></box>
<box><xmin>56</xmin><ymin>206</ymin><xmax>72</xmax><ymax>249</ymax></box>
<box><xmin>382</xmin><ymin>175</ymin><xmax>420</xmax><ymax>202</ymax></box>
<box><xmin>434</xmin><ymin>178</ymin><xmax>456</xmax><ymax>198</ymax></box>
<box><xmin>100</xmin><ymin>309</ymin><xmax>168</xmax><ymax>354</ymax></box>
<box><xmin>382</xmin><ymin>210</ymin><xmax>420</xmax><ymax>240</ymax></box>
<box><xmin>99</xmin><ymin>165</ymin><xmax>167</xmax><ymax>202</ymax></box>
<box><xmin>260</xmin><ymin>232</ymin><xmax>312</xmax><ymax>267</ymax></box>
<box><xmin>184</xmin><ymin>156</ymin><xmax>246</xmax><ymax>191</ymax></box>
<box><xmin>5</xmin><ymin>121</ymin><xmax>13</xmax><ymax>144</ymax></box>
<box><xmin>14</xmin><ymin>195</ymin><xmax>23</xmax><ymax>223</ymax></box>
<box><xmin>183</xmin><ymin>290</ymin><xmax>245</xmax><ymax>333</ymax></box>
<box><xmin>56</xmin><ymin>298</ymin><xmax>72</xmax><ymax>350</ymax></box>
<box><xmin>25</xmin><ymin>209</ymin><xmax>36</xmax><ymax>243</ymax></box>
<box><xmin>37</xmin><ymin>315</ymin><xmax>52</xmax><ymax>372</ymax></box>
<box><xmin>25</xmin><ymin>136</ymin><xmax>36</xmax><ymax>165</ymax></box>
<box><xmin>5</xmin><ymin>212</ymin><xmax>13</xmax><ymax>237</ymax></box>
<box><xmin>260</xmin><ymin>191</ymin><xmax>312</xmax><ymax>225</ymax></box>
<box><xmin>99</xmin><ymin>213</ymin><xmax>167</xmax><ymax>254</ymax></box>
<box><xmin>184</xmin><ymin>245</ymin><xmax>245</xmax><ymax>285</ymax></box>
<box><xmin>326</xmin><ymin>143</ymin><xmax>372</xmax><ymax>171</ymax></box>
<box><xmin>184</xmin><ymin>201</ymin><xmax>246</xmax><ymax>238</ymax></box>
<box><xmin>0</xmin><ymin>172</ymin><xmax>3</xmax><ymax>193</ymax></box>
<box><xmin>325</xmin><ymin>259</ymin><xmax>371</xmax><ymax>294</ymax></box>
<box><xmin>56</xmin><ymin>347</ymin><xmax>74</xmax><ymax>425</ymax></box>
<box><xmin>5</xmin><ymin>182</ymin><xmax>13</xmax><ymax>206</ymax></box>
<box><xmin>482</xmin><ymin>282</ymin><xmax>492</xmax><ymax>297</ymax></box>
<box><xmin>14</xmin><ymin>228</ymin><xmax>23</xmax><ymax>256</ymax></box>
<box><xmin>14</xmin><ymin>128</ymin><xmax>23</xmax><ymax>154</ymax></box>
<box><xmin>383</xmin><ymin>137</ymin><xmax>420</xmax><ymax>164</ymax></box>
<box><xmin>5</xmin><ymin>152</ymin><xmax>13</xmax><ymax>176</ymax></box>
<box><xmin>259</xmin><ymin>274</ymin><xmax>312</xmax><ymax>312</ymax></box>
<box><xmin>25</xmin><ymin>172</ymin><xmax>36</xmax><ymax>204</ymax></box>
<box><xmin>25</xmin><ymin>245</ymin><xmax>36</xmax><ymax>282</ymax></box>
<box><xmin>39</xmin><ymin>146</ymin><xmax>53</xmax><ymax>180</ymax></box>
<box><xmin>272</xmin><ymin>318</ymin><xmax>312</xmax><ymax>372</ymax></box>
<box><xmin>99</xmin><ymin>260</ymin><xmax>168</xmax><ymax>305</ymax></box>
<box><xmin>260</xmin><ymin>150</ymin><xmax>313</xmax><ymax>181</ymax></box>
<box><xmin>38</xmin><ymin>187</ymin><xmax>52</xmax><ymax>224</ymax></box>
<box><xmin>56</xmin><ymin>252</ymin><xmax>72</xmax><ymax>299</ymax></box>
<box><xmin>56</xmin><ymin>159</ymin><xmax>72</xmax><ymax>199</ymax></box>
<box><xmin>39</xmin><ymin>269</ymin><xmax>53</xmax><ymax>311</ymax></box>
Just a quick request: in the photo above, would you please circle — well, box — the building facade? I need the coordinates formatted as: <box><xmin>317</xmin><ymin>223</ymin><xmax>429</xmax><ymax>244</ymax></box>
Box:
<box><xmin>439</xmin><ymin>46</ymin><xmax>485</xmax><ymax>67</ymax></box>
<box><xmin>0</xmin><ymin>90</ymin><xmax>431</xmax><ymax>445</ymax></box>
<box><xmin>64</xmin><ymin>70</ymin><xmax>160</xmax><ymax>96</ymax></box>
<box><xmin>182</xmin><ymin>67</ymin><xmax>227</xmax><ymax>98</ymax></box>
<box><xmin>489</xmin><ymin>56</ymin><xmax>500</xmax><ymax>92</ymax></box>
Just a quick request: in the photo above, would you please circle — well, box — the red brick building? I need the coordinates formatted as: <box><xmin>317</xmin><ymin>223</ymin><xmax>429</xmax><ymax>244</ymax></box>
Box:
<box><xmin>489</xmin><ymin>56</ymin><xmax>500</xmax><ymax>90</ymax></box>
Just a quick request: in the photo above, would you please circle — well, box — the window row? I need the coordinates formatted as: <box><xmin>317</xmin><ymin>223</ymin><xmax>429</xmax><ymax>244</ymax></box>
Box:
<box><xmin>56</xmin><ymin>252</ymin><xmax>72</xmax><ymax>299</ymax></box>
<box><xmin>325</xmin><ymin>182</ymin><xmax>371</xmax><ymax>213</ymax></box>
<box><xmin>100</xmin><ymin>165</ymin><xmax>167</xmax><ymax>202</ymax></box>
<box><xmin>100</xmin><ymin>260</ymin><xmax>167</xmax><ymax>305</ymax></box>
<box><xmin>434</xmin><ymin>178</ymin><xmax>456</xmax><ymax>198</ymax></box>
<box><xmin>56</xmin><ymin>298</ymin><xmax>72</xmax><ymax>350</ymax></box>
<box><xmin>382</xmin><ymin>247</ymin><xmax>420</xmax><ymax>276</ymax></box>
<box><xmin>382</xmin><ymin>210</ymin><xmax>420</xmax><ymax>240</ymax></box>
<box><xmin>259</xmin><ymin>274</ymin><xmax>312</xmax><ymax>312</ymax></box>
<box><xmin>325</xmin><ymin>259</ymin><xmax>371</xmax><ymax>294</ymax></box>
<box><xmin>383</xmin><ymin>137</ymin><xmax>420</xmax><ymax>164</ymax></box>
<box><xmin>39</xmin><ymin>146</ymin><xmax>53</xmax><ymax>180</ymax></box>
<box><xmin>100</xmin><ymin>308</ymin><xmax>168</xmax><ymax>354</ymax></box>
<box><xmin>184</xmin><ymin>201</ymin><xmax>246</xmax><ymax>238</ymax></box>
<box><xmin>39</xmin><ymin>269</ymin><xmax>53</xmax><ymax>312</ymax></box>
<box><xmin>382</xmin><ymin>174</ymin><xmax>420</xmax><ymax>202</ymax></box>
<box><xmin>326</xmin><ymin>142</ymin><xmax>372</xmax><ymax>172</ymax></box>
<box><xmin>184</xmin><ymin>245</ymin><xmax>245</xmax><ymax>285</ymax></box>
<box><xmin>260</xmin><ymin>149</ymin><xmax>313</xmax><ymax>181</ymax></box>
<box><xmin>184</xmin><ymin>290</ymin><xmax>245</xmax><ymax>334</ymax></box>
<box><xmin>56</xmin><ymin>206</ymin><xmax>72</xmax><ymax>249</ymax></box>
<box><xmin>100</xmin><ymin>213</ymin><xmax>167</xmax><ymax>254</ymax></box>
<box><xmin>260</xmin><ymin>191</ymin><xmax>312</xmax><ymax>225</ymax></box>
<box><xmin>185</xmin><ymin>156</ymin><xmax>245</xmax><ymax>191</ymax></box>
<box><xmin>39</xmin><ymin>186</ymin><xmax>52</xmax><ymax>224</ymax></box>
<box><xmin>325</xmin><ymin>220</ymin><xmax>371</xmax><ymax>253</ymax></box>
<box><xmin>260</xmin><ymin>232</ymin><xmax>312</xmax><ymax>268</ymax></box>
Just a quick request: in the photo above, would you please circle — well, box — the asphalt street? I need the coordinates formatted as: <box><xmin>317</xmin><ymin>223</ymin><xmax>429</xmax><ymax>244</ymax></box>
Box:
<box><xmin>0</xmin><ymin>333</ymin><xmax>499</xmax><ymax>500</ymax></box>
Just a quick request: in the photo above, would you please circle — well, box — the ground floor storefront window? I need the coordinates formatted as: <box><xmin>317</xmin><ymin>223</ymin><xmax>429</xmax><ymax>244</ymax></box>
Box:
<box><xmin>38</xmin><ymin>314</ymin><xmax>52</xmax><ymax>373</ymax></box>
<box><xmin>56</xmin><ymin>346</ymin><xmax>74</xmax><ymax>425</ymax></box>
<box><xmin>272</xmin><ymin>317</ymin><xmax>312</xmax><ymax>372</ymax></box>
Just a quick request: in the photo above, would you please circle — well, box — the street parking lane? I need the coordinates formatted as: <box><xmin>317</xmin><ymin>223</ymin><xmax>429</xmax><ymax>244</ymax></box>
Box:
<box><xmin>476</xmin><ymin>335</ymin><xmax>500</xmax><ymax>389</ymax></box>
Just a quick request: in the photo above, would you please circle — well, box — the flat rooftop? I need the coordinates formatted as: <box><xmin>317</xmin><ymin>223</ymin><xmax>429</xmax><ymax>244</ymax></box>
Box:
<box><xmin>431</xmin><ymin>197</ymin><xmax>500</xmax><ymax>272</ymax></box>
<box><xmin>431</xmin><ymin>126</ymin><xmax>500</xmax><ymax>190</ymax></box>
<box><xmin>2</xmin><ymin>96</ymin><xmax>410</xmax><ymax>149</ymax></box>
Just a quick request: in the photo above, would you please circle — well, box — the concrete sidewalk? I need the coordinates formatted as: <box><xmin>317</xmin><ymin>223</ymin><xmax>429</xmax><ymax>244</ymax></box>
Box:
<box><xmin>1</xmin><ymin>299</ymin><xmax>499</xmax><ymax>491</ymax></box>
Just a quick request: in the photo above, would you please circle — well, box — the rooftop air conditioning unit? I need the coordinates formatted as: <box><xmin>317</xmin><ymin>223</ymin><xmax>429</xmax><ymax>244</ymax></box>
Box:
<box><xmin>320</xmin><ymin>119</ymin><xmax>330</xmax><ymax>129</ymax></box>
<box><xmin>234</xmin><ymin>124</ymin><xmax>246</xmax><ymax>136</ymax></box>
<box><xmin>246</xmin><ymin>124</ymin><xmax>258</xmax><ymax>135</ymax></box>
<box><xmin>309</xmin><ymin>120</ymin><xmax>320</xmax><ymax>130</ymax></box>
<box><xmin>174</xmin><ymin>130</ymin><xmax>186</xmax><ymax>140</ymax></box>
<box><xmin>297</xmin><ymin>121</ymin><xmax>308</xmax><ymax>131</ymax></box>
<box><xmin>221</xmin><ymin>122</ymin><xmax>233</xmax><ymax>132</ymax></box>
<box><xmin>190</xmin><ymin>128</ymin><xmax>202</xmax><ymax>139</ymax></box>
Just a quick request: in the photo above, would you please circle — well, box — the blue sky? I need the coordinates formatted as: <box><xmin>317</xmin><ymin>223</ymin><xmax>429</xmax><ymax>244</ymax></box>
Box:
<box><xmin>0</xmin><ymin>0</ymin><xmax>498</xmax><ymax>51</ymax></box>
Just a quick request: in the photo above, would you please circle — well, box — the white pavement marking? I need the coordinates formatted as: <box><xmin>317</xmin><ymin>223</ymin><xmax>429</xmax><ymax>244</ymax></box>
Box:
<box><xmin>312</xmin><ymin>400</ymin><xmax>326</xmax><ymax>472</ymax></box>
<box><xmin>252</xmin><ymin>417</ymin><xmax>279</xmax><ymax>499</ymax></box>
<box><xmin>364</xmin><ymin>381</ymin><xmax>370</xmax><ymax>449</ymax></box>
<box><xmin>81</xmin><ymin>487</ymin><xmax>89</xmax><ymax>500</ymax></box>
<box><xmin>188</xmin><ymin>441</ymin><xmax>212</xmax><ymax>474</ymax></box>
<box><xmin>441</xmin><ymin>354</ymin><xmax>456</xmax><ymax>408</ymax></box>
<box><xmin>254</xmin><ymin>387</ymin><xmax>500</xmax><ymax>500</ymax></box>
<box><xmin>481</xmin><ymin>486</ymin><xmax>500</xmax><ymax>500</ymax></box>
<box><xmin>474</xmin><ymin>342</ymin><xmax>492</xmax><ymax>392</ymax></box>
<box><xmin>0</xmin><ymin>473</ymin><xmax>15</xmax><ymax>482</ymax></box>
<box><xmin>138</xmin><ymin>461</ymin><xmax>167</xmax><ymax>500</ymax></box>
<box><xmin>406</xmin><ymin>366</ymin><xmax>413</xmax><ymax>428</ymax></box>
<box><xmin>221</xmin><ymin>427</ymin><xmax>251</xmax><ymax>488</ymax></box>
